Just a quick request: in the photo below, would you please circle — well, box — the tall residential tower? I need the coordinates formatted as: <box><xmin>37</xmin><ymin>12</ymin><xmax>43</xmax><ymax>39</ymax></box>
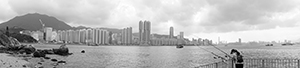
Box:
<box><xmin>169</xmin><ymin>27</ymin><xmax>174</xmax><ymax>38</ymax></box>
<box><xmin>139</xmin><ymin>20</ymin><xmax>151</xmax><ymax>45</ymax></box>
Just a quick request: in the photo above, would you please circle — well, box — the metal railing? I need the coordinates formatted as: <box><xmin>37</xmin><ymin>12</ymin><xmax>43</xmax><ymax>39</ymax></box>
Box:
<box><xmin>196</xmin><ymin>58</ymin><xmax>300</xmax><ymax>68</ymax></box>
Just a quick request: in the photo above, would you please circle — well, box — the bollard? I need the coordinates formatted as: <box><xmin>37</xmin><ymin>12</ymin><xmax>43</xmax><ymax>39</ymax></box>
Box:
<box><xmin>215</xmin><ymin>63</ymin><xmax>218</xmax><ymax>68</ymax></box>
<box><xmin>297</xmin><ymin>59</ymin><xmax>300</xmax><ymax>68</ymax></box>
<box><xmin>262</xmin><ymin>59</ymin><xmax>265</xmax><ymax>68</ymax></box>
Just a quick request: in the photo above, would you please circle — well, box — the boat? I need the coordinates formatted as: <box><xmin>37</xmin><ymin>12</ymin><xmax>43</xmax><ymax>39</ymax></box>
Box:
<box><xmin>265</xmin><ymin>44</ymin><xmax>273</xmax><ymax>46</ymax></box>
<box><xmin>282</xmin><ymin>43</ymin><xmax>293</xmax><ymax>46</ymax></box>
<box><xmin>176</xmin><ymin>44</ymin><xmax>184</xmax><ymax>48</ymax></box>
<box><xmin>88</xmin><ymin>43</ymin><xmax>98</xmax><ymax>46</ymax></box>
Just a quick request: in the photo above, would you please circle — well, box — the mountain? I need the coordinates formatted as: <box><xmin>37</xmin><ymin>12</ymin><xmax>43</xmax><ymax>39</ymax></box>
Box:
<box><xmin>151</xmin><ymin>34</ymin><xmax>169</xmax><ymax>38</ymax></box>
<box><xmin>72</xmin><ymin>26</ymin><xmax>91</xmax><ymax>30</ymax></box>
<box><xmin>0</xmin><ymin>13</ymin><xmax>73</xmax><ymax>31</ymax></box>
<box><xmin>99</xmin><ymin>28</ymin><xmax>122</xmax><ymax>34</ymax></box>
<box><xmin>72</xmin><ymin>26</ymin><xmax>122</xmax><ymax>34</ymax></box>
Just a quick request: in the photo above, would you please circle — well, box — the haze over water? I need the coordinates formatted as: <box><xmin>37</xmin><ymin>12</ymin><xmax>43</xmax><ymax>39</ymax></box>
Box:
<box><xmin>33</xmin><ymin>44</ymin><xmax>300</xmax><ymax>68</ymax></box>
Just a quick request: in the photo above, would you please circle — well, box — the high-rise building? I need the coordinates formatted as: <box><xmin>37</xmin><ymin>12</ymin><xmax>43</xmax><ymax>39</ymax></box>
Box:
<box><xmin>145</xmin><ymin>21</ymin><xmax>151</xmax><ymax>44</ymax></box>
<box><xmin>55</xmin><ymin>28</ymin><xmax>110</xmax><ymax>45</ymax></box>
<box><xmin>121</xmin><ymin>28</ymin><xmax>125</xmax><ymax>44</ymax></box>
<box><xmin>44</xmin><ymin>27</ymin><xmax>53</xmax><ymax>41</ymax></box>
<box><xmin>139</xmin><ymin>21</ymin><xmax>151</xmax><ymax>45</ymax></box>
<box><xmin>128</xmin><ymin>27</ymin><xmax>132</xmax><ymax>44</ymax></box>
<box><xmin>100</xmin><ymin>30</ymin><xmax>104</xmax><ymax>44</ymax></box>
<box><xmin>121</xmin><ymin>27</ymin><xmax>133</xmax><ymax>45</ymax></box>
<box><xmin>139</xmin><ymin>21</ymin><xmax>144</xmax><ymax>43</ymax></box>
<box><xmin>238</xmin><ymin>38</ymin><xmax>241</xmax><ymax>44</ymax></box>
<box><xmin>169</xmin><ymin>27</ymin><xmax>174</xmax><ymax>38</ymax></box>
<box><xmin>179</xmin><ymin>32</ymin><xmax>184</xmax><ymax>39</ymax></box>
<box><xmin>87</xmin><ymin>29</ymin><xmax>93</xmax><ymax>43</ymax></box>
<box><xmin>139</xmin><ymin>20</ymin><xmax>151</xmax><ymax>45</ymax></box>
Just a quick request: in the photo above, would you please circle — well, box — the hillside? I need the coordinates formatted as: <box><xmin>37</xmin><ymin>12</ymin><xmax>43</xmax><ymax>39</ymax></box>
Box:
<box><xmin>0</xmin><ymin>13</ymin><xmax>73</xmax><ymax>30</ymax></box>
<box><xmin>0</xmin><ymin>13</ymin><xmax>123</xmax><ymax>34</ymax></box>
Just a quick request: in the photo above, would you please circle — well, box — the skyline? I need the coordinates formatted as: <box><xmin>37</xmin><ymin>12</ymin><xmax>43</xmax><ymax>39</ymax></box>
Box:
<box><xmin>0</xmin><ymin>0</ymin><xmax>300</xmax><ymax>42</ymax></box>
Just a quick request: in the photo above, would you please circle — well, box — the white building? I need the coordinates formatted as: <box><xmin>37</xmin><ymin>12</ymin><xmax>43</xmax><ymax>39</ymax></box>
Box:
<box><xmin>44</xmin><ymin>27</ymin><xmax>53</xmax><ymax>41</ymax></box>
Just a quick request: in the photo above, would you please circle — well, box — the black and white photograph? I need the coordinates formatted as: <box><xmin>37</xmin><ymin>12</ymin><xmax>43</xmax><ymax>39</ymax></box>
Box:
<box><xmin>0</xmin><ymin>0</ymin><xmax>300</xmax><ymax>68</ymax></box>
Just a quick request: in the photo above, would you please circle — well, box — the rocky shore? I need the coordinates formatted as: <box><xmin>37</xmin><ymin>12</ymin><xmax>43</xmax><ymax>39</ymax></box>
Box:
<box><xmin>0</xmin><ymin>33</ymin><xmax>72</xmax><ymax>68</ymax></box>
<box><xmin>0</xmin><ymin>54</ymin><xmax>29</xmax><ymax>68</ymax></box>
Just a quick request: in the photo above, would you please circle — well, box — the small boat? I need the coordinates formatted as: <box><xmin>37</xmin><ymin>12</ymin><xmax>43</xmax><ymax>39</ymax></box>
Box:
<box><xmin>265</xmin><ymin>44</ymin><xmax>273</xmax><ymax>46</ymax></box>
<box><xmin>88</xmin><ymin>43</ymin><xmax>98</xmax><ymax>46</ymax></box>
<box><xmin>176</xmin><ymin>44</ymin><xmax>184</xmax><ymax>48</ymax></box>
<box><xmin>282</xmin><ymin>43</ymin><xmax>293</xmax><ymax>46</ymax></box>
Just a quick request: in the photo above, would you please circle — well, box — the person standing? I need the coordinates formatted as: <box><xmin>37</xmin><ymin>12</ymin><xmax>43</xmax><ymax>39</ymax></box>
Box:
<box><xmin>230</xmin><ymin>49</ymin><xmax>244</xmax><ymax>68</ymax></box>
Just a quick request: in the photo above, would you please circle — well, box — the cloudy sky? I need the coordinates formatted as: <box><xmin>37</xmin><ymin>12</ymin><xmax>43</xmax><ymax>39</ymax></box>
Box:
<box><xmin>0</xmin><ymin>0</ymin><xmax>300</xmax><ymax>43</ymax></box>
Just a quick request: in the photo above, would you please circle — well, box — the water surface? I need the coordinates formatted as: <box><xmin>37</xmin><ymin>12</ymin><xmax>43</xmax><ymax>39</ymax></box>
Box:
<box><xmin>32</xmin><ymin>44</ymin><xmax>300</xmax><ymax>68</ymax></box>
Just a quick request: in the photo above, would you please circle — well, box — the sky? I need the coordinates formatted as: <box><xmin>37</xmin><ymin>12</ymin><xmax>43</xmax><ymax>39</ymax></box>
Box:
<box><xmin>0</xmin><ymin>0</ymin><xmax>300</xmax><ymax>43</ymax></box>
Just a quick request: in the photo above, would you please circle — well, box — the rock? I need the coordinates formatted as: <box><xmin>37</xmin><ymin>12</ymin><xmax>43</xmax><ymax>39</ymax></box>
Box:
<box><xmin>9</xmin><ymin>37</ymin><xmax>20</xmax><ymax>46</ymax></box>
<box><xmin>81</xmin><ymin>49</ymin><xmax>85</xmax><ymax>53</ymax></box>
<box><xmin>0</xmin><ymin>33</ymin><xmax>22</xmax><ymax>47</ymax></box>
<box><xmin>53</xmin><ymin>44</ymin><xmax>69</xmax><ymax>55</ymax></box>
<box><xmin>57</xmin><ymin>60</ymin><xmax>66</xmax><ymax>64</ymax></box>
<box><xmin>22</xmin><ymin>65</ymin><xmax>26</xmax><ymax>67</ymax></box>
<box><xmin>51</xmin><ymin>59</ymin><xmax>58</xmax><ymax>62</ymax></box>
<box><xmin>20</xmin><ymin>45</ymin><xmax>36</xmax><ymax>54</ymax></box>
<box><xmin>0</xmin><ymin>34</ymin><xmax>12</xmax><ymax>47</ymax></box>
<box><xmin>44</xmin><ymin>57</ymin><xmax>51</xmax><ymax>59</ymax></box>
<box><xmin>38</xmin><ymin>62</ymin><xmax>42</xmax><ymax>64</ymax></box>
<box><xmin>43</xmin><ymin>49</ymin><xmax>54</xmax><ymax>54</ymax></box>
<box><xmin>9</xmin><ymin>33</ymin><xmax>38</xmax><ymax>43</ymax></box>
<box><xmin>40</xmin><ymin>57</ymin><xmax>45</xmax><ymax>62</ymax></box>
<box><xmin>33</xmin><ymin>50</ymin><xmax>46</xmax><ymax>57</ymax></box>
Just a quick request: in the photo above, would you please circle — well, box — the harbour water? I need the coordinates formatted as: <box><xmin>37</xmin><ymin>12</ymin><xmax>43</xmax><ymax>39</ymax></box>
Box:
<box><xmin>32</xmin><ymin>44</ymin><xmax>300</xmax><ymax>68</ymax></box>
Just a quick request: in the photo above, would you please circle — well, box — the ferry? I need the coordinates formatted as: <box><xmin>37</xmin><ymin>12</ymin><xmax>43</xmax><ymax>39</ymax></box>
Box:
<box><xmin>176</xmin><ymin>44</ymin><xmax>184</xmax><ymax>48</ymax></box>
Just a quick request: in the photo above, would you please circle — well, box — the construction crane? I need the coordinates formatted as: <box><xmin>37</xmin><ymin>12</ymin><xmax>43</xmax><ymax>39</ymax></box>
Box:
<box><xmin>39</xmin><ymin>19</ymin><xmax>46</xmax><ymax>41</ymax></box>
<box><xmin>39</xmin><ymin>19</ymin><xmax>45</xmax><ymax>29</ymax></box>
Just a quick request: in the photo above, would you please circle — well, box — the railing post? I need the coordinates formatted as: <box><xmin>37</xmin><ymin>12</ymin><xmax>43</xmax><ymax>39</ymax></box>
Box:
<box><xmin>297</xmin><ymin>59</ymin><xmax>300</xmax><ymax>68</ymax></box>
<box><xmin>232</xmin><ymin>59</ymin><xmax>234</xmax><ymax>68</ymax></box>
<box><xmin>262</xmin><ymin>59</ymin><xmax>265</xmax><ymax>68</ymax></box>
<box><xmin>215</xmin><ymin>63</ymin><xmax>218</xmax><ymax>68</ymax></box>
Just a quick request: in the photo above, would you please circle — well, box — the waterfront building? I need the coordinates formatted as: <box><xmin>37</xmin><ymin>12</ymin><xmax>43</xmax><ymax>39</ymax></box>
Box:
<box><xmin>179</xmin><ymin>32</ymin><xmax>184</xmax><ymax>39</ymax></box>
<box><xmin>44</xmin><ymin>27</ymin><xmax>53</xmax><ymax>41</ymax></box>
<box><xmin>128</xmin><ymin>27</ymin><xmax>132</xmax><ymax>44</ymax></box>
<box><xmin>238</xmin><ymin>38</ymin><xmax>242</xmax><ymax>44</ymax></box>
<box><xmin>87</xmin><ymin>29</ymin><xmax>93</xmax><ymax>43</ymax></box>
<box><xmin>139</xmin><ymin>20</ymin><xmax>151</xmax><ymax>45</ymax></box>
<box><xmin>30</xmin><ymin>31</ymin><xmax>44</xmax><ymax>41</ymax></box>
<box><xmin>139</xmin><ymin>21</ymin><xmax>144</xmax><ymax>44</ymax></box>
<box><xmin>151</xmin><ymin>38</ymin><xmax>178</xmax><ymax>45</ymax></box>
<box><xmin>79</xmin><ymin>29</ymin><xmax>86</xmax><ymax>43</ymax></box>
<box><xmin>51</xmin><ymin>31</ymin><xmax>58</xmax><ymax>41</ymax></box>
<box><xmin>100</xmin><ymin>30</ymin><xmax>104</xmax><ymax>44</ymax></box>
<box><xmin>54</xmin><ymin>28</ymin><xmax>110</xmax><ymax>45</ymax></box>
<box><xmin>203</xmin><ymin>39</ymin><xmax>213</xmax><ymax>45</ymax></box>
<box><xmin>169</xmin><ymin>27</ymin><xmax>174</xmax><ymax>38</ymax></box>
<box><xmin>121</xmin><ymin>27</ymin><xmax>133</xmax><ymax>45</ymax></box>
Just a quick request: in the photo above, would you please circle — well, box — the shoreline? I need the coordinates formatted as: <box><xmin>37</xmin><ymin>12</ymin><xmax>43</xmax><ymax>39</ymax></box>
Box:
<box><xmin>0</xmin><ymin>53</ymin><xmax>29</xmax><ymax>68</ymax></box>
<box><xmin>22</xmin><ymin>42</ymin><xmax>217</xmax><ymax>46</ymax></box>
<box><xmin>0</xmin><ymin>52</ymin><xmax>67</xmax><ymax>68</ymax></box>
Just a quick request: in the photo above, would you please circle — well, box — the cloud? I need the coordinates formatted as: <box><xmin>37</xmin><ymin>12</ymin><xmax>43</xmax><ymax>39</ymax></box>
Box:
<box><xmin>198</xmin><ymin>0</ymin><xmax>300</xmax><ymax>32</ymax></box>
<box><xmin>0</xmin><ymin>0</ymin><xmax>299</xmax><ymax>36</ymax></box>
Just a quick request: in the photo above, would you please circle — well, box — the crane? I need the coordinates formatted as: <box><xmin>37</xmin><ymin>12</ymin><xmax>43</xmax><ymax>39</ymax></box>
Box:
<box><xmin>39</xmin><ymin>19</ymin><xmax>45</xmax><ymax>29</ymax></box>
